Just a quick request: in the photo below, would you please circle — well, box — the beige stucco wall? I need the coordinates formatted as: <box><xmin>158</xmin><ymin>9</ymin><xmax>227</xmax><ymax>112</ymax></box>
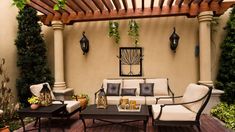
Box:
<box><xmin>0</xmin><ymin>0</ymin><xmax>231</xmax><ymax>103</ymax></box>
<box><xmin>0</xmin><ymin>0</ymin><xmax>18</xmax><ymax>99</ymax></box>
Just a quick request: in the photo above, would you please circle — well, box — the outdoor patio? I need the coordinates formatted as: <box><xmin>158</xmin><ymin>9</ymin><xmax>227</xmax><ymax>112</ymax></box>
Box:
<box><xmin>15</xmin><ymin>112</ymin><xmax>230</xmax><ymax>132</ymax></box>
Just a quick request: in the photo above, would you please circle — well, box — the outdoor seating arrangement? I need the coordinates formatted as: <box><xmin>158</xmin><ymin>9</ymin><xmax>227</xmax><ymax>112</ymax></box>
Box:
<box><xmin>30</xmin><ymin>82</ymin><xmax>81</xmax><ymax>117</ymax></box>
<box><xmin>95</xmin><ymin>78</ymin><xmax>175</xmax><ymax>105</ymax></box>
<box><xmin>151</xmin><ymin>83</ymin><xmax>212</xmax><ymax>131</ymax></box>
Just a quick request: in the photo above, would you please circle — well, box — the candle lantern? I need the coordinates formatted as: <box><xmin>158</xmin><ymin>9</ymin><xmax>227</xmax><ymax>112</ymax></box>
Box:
<box><xmin>97</xmin><ymin>88</ymin><xmax>108</xmax><ymax>109</ymax></box>
<box><xmin>39</xmin><ymin>84</ymin><xmax>52</xmax><ymax>106</ymax></box>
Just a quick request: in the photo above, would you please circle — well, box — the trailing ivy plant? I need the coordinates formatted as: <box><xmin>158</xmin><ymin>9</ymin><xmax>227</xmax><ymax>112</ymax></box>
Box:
<box><xmin>109</xmin><ymin>21</ymin><xmax>120</xmax><ymax>44</ymax></box>
<box><xmin>15</xmin><ymin>6</ymin><xmax>54</xmax><ymax>106</ymax></box>
<box><xmin>215</xmin><ymin>7</ymin><xmax>235</xmax><ymax>104</ymax></box>
<box><xmin>128</xmin><ymin>20</ymin><xmax>139</xmax><ymax>46</ymax></box>
<box><xmin>12</xmin><ymin>0</ymin><xmax>66</xmax><ymax>10</ymax></box>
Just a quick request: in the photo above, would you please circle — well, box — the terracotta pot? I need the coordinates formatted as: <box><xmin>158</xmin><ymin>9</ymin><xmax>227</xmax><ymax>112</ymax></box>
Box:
<box><xmin>0</xmin><ymin>126</ymin><xmax>10</xmax><ymax>132</ymax></box>
<box><xmin>30</xmin><ymin>104</ymin><xmax>40</xmax><ymax>110</ymax></box>
<box><xmin>77</xmin><ymin>97</ymin><xmax>88</xmax><ymax>110</ymax></box>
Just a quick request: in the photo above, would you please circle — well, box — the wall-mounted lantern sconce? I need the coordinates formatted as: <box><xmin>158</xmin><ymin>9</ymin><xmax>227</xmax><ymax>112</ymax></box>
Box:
<box><xmin>169</xmin><ymin>27</ymin><xmax>180</xmax><ymax>53</ymax></box>
<box><xmin>80</xmin><ymin>31</ymin><xmax>89</xmax><ymax>55</ymax></box>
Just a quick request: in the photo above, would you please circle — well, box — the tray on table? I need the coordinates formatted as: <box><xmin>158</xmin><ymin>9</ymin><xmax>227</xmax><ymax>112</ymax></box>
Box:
<box><xmin>117</xmin><ymin>105</ymin><xmax>141</xmax><ymax>112</ymax></box>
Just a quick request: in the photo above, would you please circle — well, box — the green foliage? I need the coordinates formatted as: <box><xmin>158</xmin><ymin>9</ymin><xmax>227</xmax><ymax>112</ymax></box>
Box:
<box><xmin>72</xmin><ymin>94</ymin><xmax>89</xmax><ymax>104</ymax></box>
<box><xmin>211</xmin><ymin>102</ymin><xmax>235</xmax><ymax>130</ymax></box>
<box><xmin>27</xmin><ymin>96</ymin><xmax>40</xmax><ymax>104</ymax></box>
<box><xmin>216</xmin><ymin>7</ymin><xmax>235</xmax><ymax>104</ymax></box>
<box><xmin>53</xmin><ymin>0</ymin><xmax>66</xmax><ymax>10</ymax></box>
<box><xmin>128</xmin><ymin>20</ymin><xmax>139</xmax><ymax>46</ymax></box>
<box><xmin>15</xmin><ymin>6</ymin><xmax>54</xmax><ymax>107</ymax></box>
<box><xmin>109</xmin><ymin>21</ymin><xmax>120</xmax><ymax>44</ymax></box>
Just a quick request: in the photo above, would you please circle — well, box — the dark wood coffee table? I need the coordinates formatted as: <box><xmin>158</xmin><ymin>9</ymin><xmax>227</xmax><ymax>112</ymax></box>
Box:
<box><xmin>80</xmin><ymin>105</ymin><xmax>149</xmax><ymax>132</ymax></box>
<box><xmin>17</xmin><ymin>104</ymin><xmax>66</xmax><ymax>132</ymax></box>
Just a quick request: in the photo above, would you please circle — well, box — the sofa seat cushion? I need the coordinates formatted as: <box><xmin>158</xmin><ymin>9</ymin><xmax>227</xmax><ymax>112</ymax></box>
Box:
<box><xmin>146</xmin><ymin>96</ymin><xmax>173</xmax><ymax>105</ymax></box>
<box><xmin>152</xmin><ymin>104</ymin><xmax>196</xmax><ymax>121</ymax></box>
<box><xmin>122</xmin><ymin>96</ymin><xmax>145</xmax><ymax>105</ymax></box>
<box><xmin>53</xmin><ymin>100</ymin><xmax>80</xmax><ymax>113</ymax></box>
<box><xmin>106</xmin><ymin>96</ymin><xmax>122</xmax><ymax>105</ymax></box>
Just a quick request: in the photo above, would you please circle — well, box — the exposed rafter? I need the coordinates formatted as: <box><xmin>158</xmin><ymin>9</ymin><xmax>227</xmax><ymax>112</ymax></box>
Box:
<box><xmin>27</xmin><ymin>0</ymin><xmax>235</xmax><ymax>26</ymax></box>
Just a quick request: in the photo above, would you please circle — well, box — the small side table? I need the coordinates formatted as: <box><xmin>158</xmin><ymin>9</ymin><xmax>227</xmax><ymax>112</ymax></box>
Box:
<box><xmin>17</xmin><ymin>104</ymin><xmax>66</xmax><ymax>132</ymax></box>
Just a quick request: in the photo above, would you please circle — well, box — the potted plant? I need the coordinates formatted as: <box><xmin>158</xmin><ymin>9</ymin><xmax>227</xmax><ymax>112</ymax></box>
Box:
<box><xmin>109</xmin><ymin>21</ymin><xmax>120</xmax><ymax>44</ymax></box>
<box><xmin>128</xmin><ymin>19</ymin><xmax>140</xmax><ymax>46</ymax></box>
<box><xmin>28</xmin><ymin>96</ymin><xmax>40</xmax><ymax>110</ymax></box>
<box><xmin>72</xmin><ymin>94</ymin><xmax>89</xmax><ymax>109</ymax></box>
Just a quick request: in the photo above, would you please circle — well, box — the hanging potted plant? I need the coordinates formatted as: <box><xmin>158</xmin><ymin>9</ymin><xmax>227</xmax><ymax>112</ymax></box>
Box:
<box><xmin>109</xmin><ymin>21</ymin><xmax>120</xmax><ymax>44</ymax></box>
<box><xmin>128</xmin><ymin>20</ymin><xmax>140</xmax><ymax>46</ymax></box>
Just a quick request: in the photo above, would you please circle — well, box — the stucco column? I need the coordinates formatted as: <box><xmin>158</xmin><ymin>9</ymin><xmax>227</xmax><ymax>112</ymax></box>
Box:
<box><xmin>52</xmin><ymin>21</ymin><xmax>66</xmax><ymax>90</ymax></box>
<box><xmin>198</xmin><ymin>11</ymin><xmax>213</xmax><ymax>86</ymax></box>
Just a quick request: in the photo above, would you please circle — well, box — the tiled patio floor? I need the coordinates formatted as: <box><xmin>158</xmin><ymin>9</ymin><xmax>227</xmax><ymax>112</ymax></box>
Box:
<box><xmin>15</xmin><ymin>112</ymin><xmax>231</xmax><ymax>132</ymax></box>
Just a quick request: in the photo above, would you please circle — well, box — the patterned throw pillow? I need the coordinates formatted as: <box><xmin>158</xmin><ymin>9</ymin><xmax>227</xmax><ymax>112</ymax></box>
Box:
<box><xmin>121</xmin><ymin>88</ymin><xmax>136</xmax><ymax>96</ymax></box>
<box><xmin>106</xmin><ymin>83</ymin><xmax>121</xmax><ymax>96</ymax></box>
<box><xmin>139</xmin><ymin>83</ymin><xmax>154</xmax><ymax>96</ymax></box>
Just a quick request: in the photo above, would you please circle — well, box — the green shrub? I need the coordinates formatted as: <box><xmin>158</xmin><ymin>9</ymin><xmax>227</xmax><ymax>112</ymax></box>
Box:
<box><xmin>211</xmin><ymin>102</ymin><xmax>235</xmax><ymax>130</ymax></box>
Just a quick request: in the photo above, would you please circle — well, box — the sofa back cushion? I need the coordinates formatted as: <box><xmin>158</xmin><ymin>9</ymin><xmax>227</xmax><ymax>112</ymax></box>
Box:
<box><xmin>103</xmin><ymin>79</ymin><xmax>122</xmax><ymax>94</ymax></box>
<box><xmin>145</xmin><ymin>78</ymin><xmax>168</xmax><ymax>96</ymax></box>
<box><xmin>182</xmin><ymin>83</ymin><xmax>209</xmax><ymax>113</ymax></box>
<box><xmin>123</xmin><ymin>79</ymin><xmax>144</xmax><ymax>95</ymax></box>
<box><xmin>106</xmin><ymin>83</ymin><xmax>120</xmax><ymax>96</ymax></box>
<box><xmin>139</xmin><ymin>83</ymin><xmax>154</xmax><ymax>96</ymax></box>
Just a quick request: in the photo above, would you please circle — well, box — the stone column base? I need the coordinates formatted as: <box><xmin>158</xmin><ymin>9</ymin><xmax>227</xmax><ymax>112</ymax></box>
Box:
<box><xmin>198</xmin><ymin>80</ymin><xmax>213</xmax><ymax>86</ymax></box>
<box><xmin>203</xmin><ymin>89</ymin><xmax>224</xmax><ymax>114</ymax></box>
<box><xmin>53</xmin><ymin>88</ymin><xmax>74</xmax><ymax>100</ymax></box>
<box><xmin>54</xmin><ymin>82</ymin><xmax>66</xmax><ymax>90</ymax></box>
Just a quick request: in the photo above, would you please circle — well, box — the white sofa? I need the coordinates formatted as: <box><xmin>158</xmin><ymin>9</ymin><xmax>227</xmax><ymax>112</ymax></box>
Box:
<box><xmin>96</xmin><ymin>78</ymin><xmax>174</xmax><ymax>105</ymax></box>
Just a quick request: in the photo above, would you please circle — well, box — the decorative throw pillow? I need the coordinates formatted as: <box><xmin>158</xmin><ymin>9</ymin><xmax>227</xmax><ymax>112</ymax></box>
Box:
<box><xmin>139</xmin><ymin>83</ymin><xmax>154</xmax><ymax>96</ymax></box>
<box><xmin>121</xmin><ymin>88</ymin><xmax>136</xmax><ymax>96</ymax></box>
<box><xmin>106</xmin><ymin>83</ymin><xmax>120</xmax><ymax>96</ymax></box>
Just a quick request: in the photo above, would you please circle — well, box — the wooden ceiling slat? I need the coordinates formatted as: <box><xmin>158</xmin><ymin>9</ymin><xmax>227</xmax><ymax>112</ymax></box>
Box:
<box><xmin>159</xmin><ymin>0</ymin><xmax>164</xmax><ymax>8</ymax></box>
<box><xmin>193</xmin><ymin>0</ymin><xmax>203</xmax><ymax>4</ymax></box>
<box><xmin>82</xmin><ymin>0</ymin><xmax>98</xmax><ymax>13</ymax></box>
<box><xmin>167</xmin><ymin>0</ymin><xmax>174</xmax><ymax>7</ymax></box>
<box><xmin>101</xmin><ymin>0</ymin><xmax>114</xmax><ymax>12</ymax></box>
<box><xmin>183</xmin><ymin>0</ymin><xmax>194</xmax><ymax>5</ymax></box>
<box><xmin>112</xmin><ymin>0</ymin><xmax>122</xmax><ymax>11</ymax></box>
<box><xmin>66</xmin><ymin>0</ymin><xmax>83</xmax><ymax>13</ymax></box>
<box><xmin>176</xmin><ymin>0</ymin><xmax>184</xmax><ymax>7</ymax></box>
<box><xmin>28</xmin><ymin>1</ymin><xmax>51</xmax><ymax>15</ymax></box>
<box><xmin>74</xmin><ymin>0</ymin><xmax>92</xmax><ymax>13</ymax></box>
<box><xmin>132</xmin><ymin>0</ymin><xmax>136</xmax><ymax>11</ymax></box>
<box><xmin>92</xmin><ymin>0</ymin><xmax>105</xmax><ymax>13</ymax></box>
<box><xmin>151</xmin><ymin>0</ymin><xmax>155</xmax><ymax>9</ymax></box>
<box><xmin>218</xmin><ymin>0</ymin><xmax>224</xmax><ymax>4</ymax></box>
<box><xmin>122</xmin><ymin>0</ymin><xmax>128</xmax><ymax>11</ymax></box>
<box><xmin>31</xmin><ymin>0</ymin><xmax>56</xmax><ymax>14</ymax></box>
<box><xmin>40</xmin><ymin>0</ymin><xmax>63</xmax><ymax>14</ymax></box>
<box><xmin>142</xmin><ymin>0</ymin><xmax>145</xmax><ymax>11</ymax></box>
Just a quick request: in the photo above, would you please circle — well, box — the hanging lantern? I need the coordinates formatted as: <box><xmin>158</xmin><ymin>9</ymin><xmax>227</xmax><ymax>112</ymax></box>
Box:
<box><xmin>80</xmin><ymin>31</ymin><xmax>89</xmax><ymax>55</ymax></box>
<box><xmin>39</xmin><ymin>84</ymin><xmax>52</xmax><ymax>106</ymax></box>
<box><xmin>97</xmin><ymin>88</ymin><xmax>108</xmax><ymax>109</ymax></box>
<box><xmin>169</xmin><ymin>27</ymin><xmax>180</xmax><ymax>53</ymax></box>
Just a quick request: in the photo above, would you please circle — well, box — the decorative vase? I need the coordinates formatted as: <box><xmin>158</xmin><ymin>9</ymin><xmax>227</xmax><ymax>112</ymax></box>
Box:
<box><xmin>0</xmin><ymin>126</ymin><xmax>10</xmax><ymax>132</ymax></box>
<box><xmin>30</xmin><ymin>104</ymin><xmax>40</xmax><ymax>110</ymax></box>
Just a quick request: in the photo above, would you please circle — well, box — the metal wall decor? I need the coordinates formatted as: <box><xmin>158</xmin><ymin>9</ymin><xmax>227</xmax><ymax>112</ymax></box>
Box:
<box><xmin>118</xmin><ymin>47</ymin><xmax>143</xmax><ymax>76</ymax></box>
<box><xmin>169</xmin><ymin>27</ymin><xmax>180</xmax><ymax>53</ymax></box>
<box><xmin>80</xmin><ymin>31</ymin><xmax>89</xmax><ymax>55</ymax></box>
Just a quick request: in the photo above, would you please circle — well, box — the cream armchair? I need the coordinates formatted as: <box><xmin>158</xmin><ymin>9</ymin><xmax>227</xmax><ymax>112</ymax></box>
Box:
<box><xmin>30</xmin><ymin>82</ymin><xmax>81</xmax><ymax>117</ymax></box>
<box><xmin>151</xmin><ymin>83</ymin><xmax>212</xmax><ymax>131</ymax></box>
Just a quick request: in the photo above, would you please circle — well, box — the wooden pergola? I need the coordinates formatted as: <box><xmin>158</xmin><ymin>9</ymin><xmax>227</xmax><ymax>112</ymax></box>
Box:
<box><xmin>28</xmin><ymin>0</ymin><xmax>235</xmax><ymax>25</ymax></box>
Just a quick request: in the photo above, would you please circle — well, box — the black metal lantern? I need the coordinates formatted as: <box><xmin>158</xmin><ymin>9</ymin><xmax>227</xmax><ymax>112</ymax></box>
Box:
<box><xmin>97</xmin><ymin>88</ymin><xmax>107</xmax><ymax>109</ymax></box>
<box><xmin>40</xmin><ymin>84</ymin><xmax>52</xmax><ymax>106</ymax></box>
<box><xmin>80</xmin><ymin>31</ymin><xmax>89</xmax><ymax>55</ymax></box>
<box><xmin>169</xmin><ymin>27</ymin><xmax>180</xmax><ymax>53</ymax></box>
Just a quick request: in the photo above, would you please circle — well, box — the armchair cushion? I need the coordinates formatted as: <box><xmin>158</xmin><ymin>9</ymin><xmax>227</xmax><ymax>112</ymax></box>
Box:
<box><xmin>145</xmin><ymin>96</ymin><xmax>173</xmax><ymax>105</ymax></box>
<box><xmin>121</xmin><ymin>88</ymin><xmax>136</xmax><ymax>96</ymax></box>
<box><xmin>106</xmin><ymin>83</ymin><xmax>121</xmax><ymax>96</ymax></box>
<box><xmin>152</xmin><ymin>104</ymin><xmax>196</xmax><ymax>121</ymax></box>
<box><xmin>53</xmin><ymin>100</ymin><xmax>80</xmax><ymax>113</ymax></box>
<box><xmin>182</xmin><ymin>83</ymin><xmax>209</xmax><ymax>113</ymax></box>
<box><xmin>139</xmin><ymin>83</ymin><xmax>154</xmax><ymax>96</ymax></box>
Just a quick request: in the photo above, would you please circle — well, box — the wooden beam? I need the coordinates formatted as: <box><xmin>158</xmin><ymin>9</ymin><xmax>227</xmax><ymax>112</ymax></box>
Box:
<box><xmin>150</xmin><ymin>0</ymin><xmax>155</xmax><ymax>9</ymax></box>
<box><xmin>142</xmin><ymin>0</ymin><xmax>145</xmax><ymax>11</ymax></box>
<box><xmin>167</xmin><ymin>0</ymin><xmax>174</xmax><ymax>7</ymax></box>
<box><xmin>31</xmin><ymin>0</ymin><xmax>59</xmax><ymax>15</ymax></box>
<box><xmin>175</xmin><ymin>0</ymin><xmax>184</xmax><ymax>7</ymax></box>
<box><xmin>183</xmin><ymin>0</ymin><xmax>194</xmax><ymax>5</ymax></box>
<box><xmin>74</xmin><ymin>0</ymin><xmax>92</xmax><ymax>14</ymax></box>
<box><xmin>132</xmin><ymin>0</ymin><xmax>136</xmax><ymax>11</ymax></box>
<box><xmin>92</xmin><ymin>0</ymin><xmax>105</xmax><ymax>13</ymax></box>
<box><xmin>193</xmin><ymin>0</ymin><xmax>203</xmax><ymax>4</ymax></box>
<box><xmin>101</xmin><ymin>0</ymin><xmax>114</xmax><ymax>12</ymax></box>
<box><xmin>159</xmin><ymin>0</ymin><xmax>164</xmax><ymax>8</ymax></box>
<box><xmin>66</xmin><ymin>0</ymin><xmax>83</xmax><ymax>13</ymax></box>
<box><xmin>112</xmin><ymin>0</ymin><xmax>122</xmax><ymax>11</ymax></box>
<box><xmin>82</xmin><ymin>0</ymin><xmax>97</xmax><ymax>13</ymax></box>
<box><xmin>122</xmin><ymin>0</ymin><xmax>128</xmax><ymax>11</ymax></box>
<box><xmin>28</xmin><ymin>1</ymin><xmax>52</xmax><ymax>15</ymax></box>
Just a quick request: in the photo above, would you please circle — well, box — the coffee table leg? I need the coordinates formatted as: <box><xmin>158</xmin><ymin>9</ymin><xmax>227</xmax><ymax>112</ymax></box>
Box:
<box><xmin>81</xmin><ymin>118</ymin><xmax>86</xmax><ymax>132</ymax></box>
<box><xmin>144</xmin><ymin>120</ymin><xmax>147</xmax><ymax>132</ymax></box>
<box><xmin>38</xmin><ymin>117</ymin><xmax>41</xmax><ymax>132</ymax></box>
<box><xmin>47</xmin><ymin>117</ymin><xmax>52</xmax><ymax>132</ymax></box>
<box><xmin>19</xmin><ymin>117</ymin><xmax>26</xmax><ymax>132</ymax></box>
